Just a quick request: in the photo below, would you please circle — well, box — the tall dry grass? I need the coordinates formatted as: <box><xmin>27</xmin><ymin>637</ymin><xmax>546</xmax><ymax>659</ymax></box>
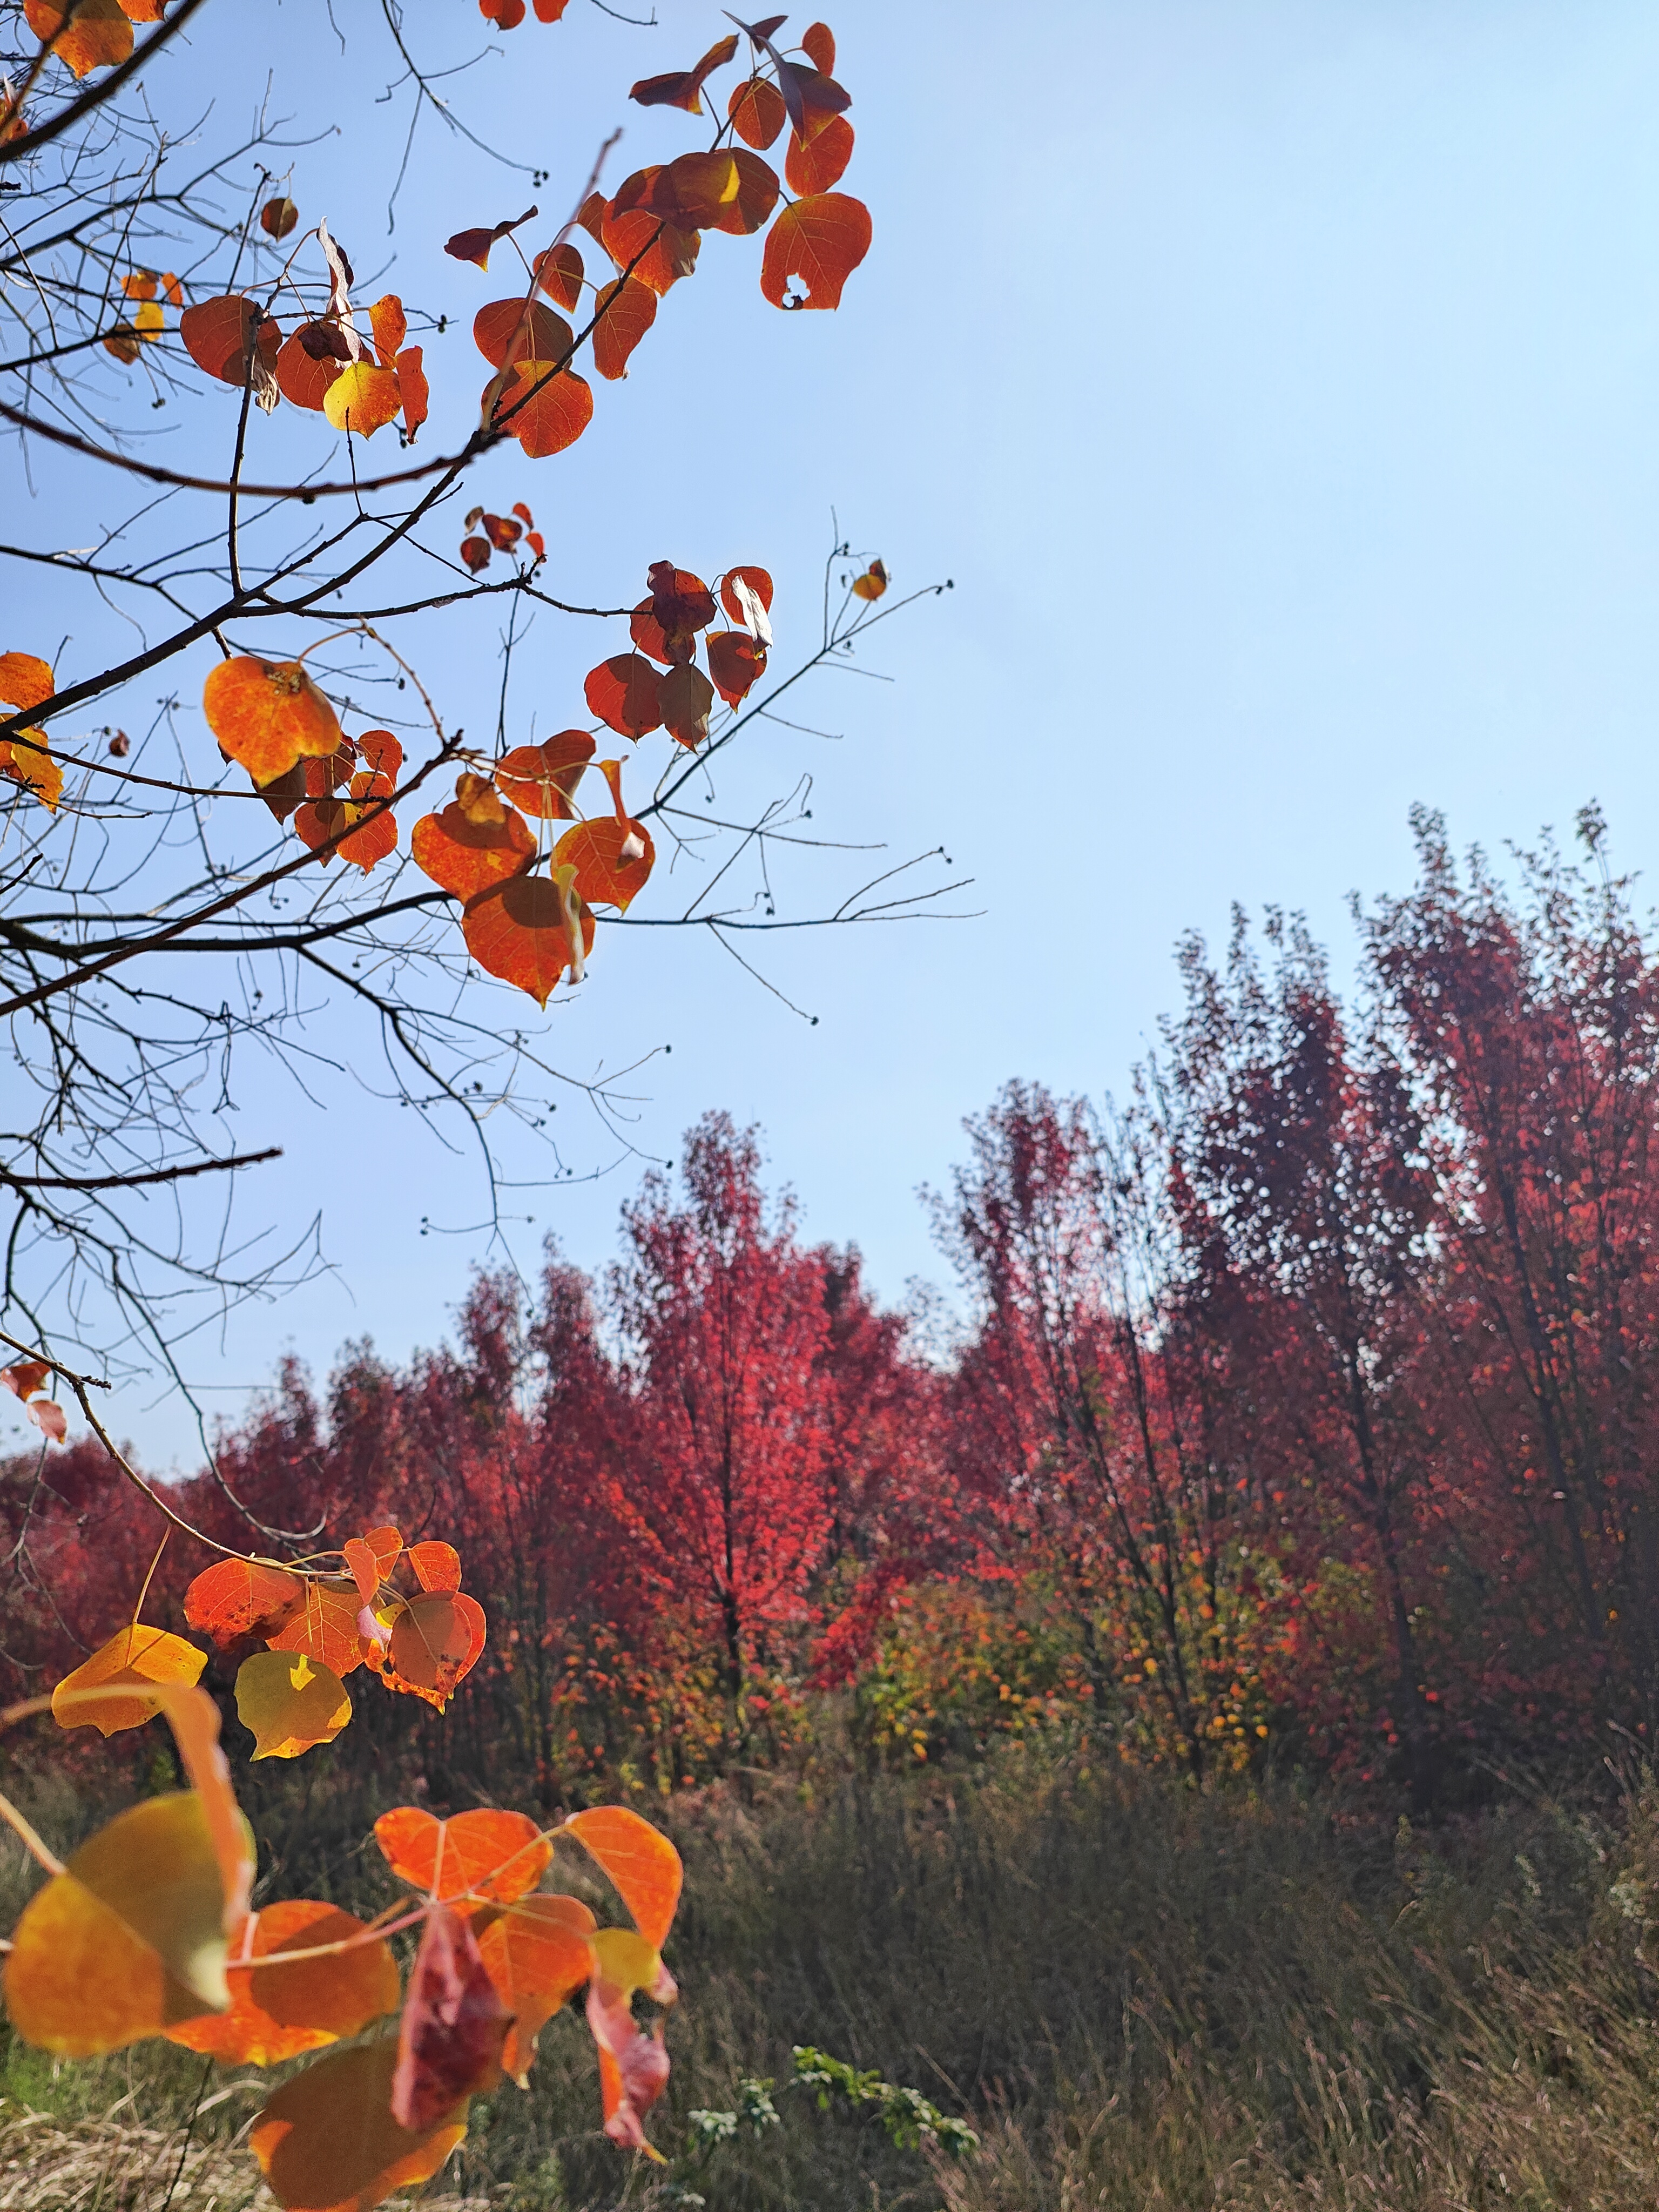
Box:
<box><xmin>5</xmin><ymin>1750</ymin><xmax>1659</xmax><ymax>2208</ymax></box>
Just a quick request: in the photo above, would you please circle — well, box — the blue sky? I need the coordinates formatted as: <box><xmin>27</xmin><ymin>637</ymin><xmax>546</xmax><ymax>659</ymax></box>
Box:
<box><xmin>11</xmin><ymin>0</ymin><xmax>1659</xmax><ymax>1464</ymax></box>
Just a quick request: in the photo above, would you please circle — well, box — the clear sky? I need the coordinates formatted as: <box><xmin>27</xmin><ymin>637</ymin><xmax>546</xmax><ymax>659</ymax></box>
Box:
<box><xmin>11</xmin><ymin>0</ymin><xmax>1659</xmax><ymax>1464</ymax></box>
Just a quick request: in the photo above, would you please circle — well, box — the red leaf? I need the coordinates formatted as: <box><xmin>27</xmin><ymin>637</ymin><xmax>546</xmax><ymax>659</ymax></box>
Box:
<box><xmin>473</xmin><ymin>297</ymin><xmax>572</xmax><ymax>370</ymax></box>
<box><xmin>382</xmin><ymin>1591</ymin><xmax>488</xmax><ymax>1711</ymax></box>
<box><xmin>275</xmin><ymin>325</ymin><xmax>340</xmax><ymax>412</ymax></box>
<box><xmin>461</xmin><ymin>536</ymin><xmax>491</xmax><ymax>573</ymax></box>
<box><xmin>773</xmin><ymin>58</ymin><xmax>851</xmax><ymax>146</ymax></box>
<box><xmin>554</xmin><ymin>761</ymin><xmax>654</xmax><ymax>913</ymax></box>
<box><xmin>412</xmin><ymin>783</ymin><xmax>536</xmax><ymax>902</ymax></box>
<box><xmin>706</xmin><ymin>630</ymin><xmax>768</xmax><ymax>706</ymax></box>
<box><xmin>729</xmin><ymin>75</ymin><xmax>786</xmax><ymax>149</ymax></box>
<box><xmin>185</xmin><ymin>1559</ymin><xmax>307</xmax><ymax>1649</ymax></box>
<box><xmin>785</xmin><ymin>114</ymin><xmax>853</xmax><ymax>195</ymax></box>
<box><xmin>180</xmin><ymin>295</ymin><xmax>281</xmax><ymax>387</ymax></box>
<box><xmin>591</xmin><ymin>277</ymin><xmax>656</xmax><ymax>381</ymax></box>
<box><xmin>444</xmin><ymin>205</ymin><xmax>538</xmax><ymax>271</ymax></box>
<box><xmin>648</xmin><ymin>561</ymin><xmax>717</xmax><ymax>652</ymax></box>
<box><xmin>630</xmin><ymin>32</ymin><xmax>737</xmax><ymax>114</ymax></box>
<box><xmin>534</xmin><ymin>242</ymin><xmax>583</xmax><ymax>310</ymax></box>
<box><xmin>598</xmin><ymin>203</ymin><xmax>700</xmax><ymax>296</ymax></box>
<box><xmin>494</xmin><ymin>731</ymin><xmax>594</xmax><ymax>819</ymax></box>
<box><xmin>462</xmin><ymin>869</ymin><xmax>595</xmax><ymax>1007</ymax></box>
<box><xmin>485</xmin><ymin>363</ymin><xmax>594</xmax><ymax>459</ymax></box>
<box><xmin>585</xmin><ymin>653</ymin><xmax>664</xmax><ymax>739</ymax></box>
<box><xmin>760</xmin><ymin>191</ymin><xmax>871</xmax><ymax>309</ymax></box>
<box><xmin>629</xmin><ymin>598</ymin><xmax>675</xmax><ymax>666</ymax></box>
<box><xmin>801</xmin><ymin>20</ymin><xmax>835</xmax><ymax>72</ymax></box>
<box><xmin>396</xmin><ymin>345</ymin><xmax>429</xmax><ymax>438</ymax></box>
<box><xmin>393</xmin><ymin>1906</ymin><xmax>509</xmax><ymax>2134</ymax></box>
<box><xmin>0</xmin><ymin>1361</ymin><xmax>49</xmax><ymax>1402</ymax></box>
<box><xmin>720</xmin><ymin>564</ymin><xmax>775</xmax><ymax>640</ymax></box>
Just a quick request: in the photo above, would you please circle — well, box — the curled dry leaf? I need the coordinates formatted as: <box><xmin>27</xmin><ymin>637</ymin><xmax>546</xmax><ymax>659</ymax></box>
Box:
<box><xmin>630</xmin><ymin>31</ymin><xmax>737</xmax><ymax>113</ymax></box>
<box><xmin>480</xmin><ymin>1892</ymin><xmax>596</xmax><ymax>2084</ymax></box>
<box><xmin>51</xmin><ymin>1624</ymin><xmax>206</xmax><ymax>1737</ymax></box>
<box><xmin>4</xmin><ymin>1793</ymin><xmax>234</xmax><ymax>2056</ymax></box>
<box><xmin>462</xmin><ymin>868</ymin><xmax>594</xmax><ymax>1007</ymax></box>
<box><xmin>760</xmin><ymin>190</ymin><xmax>872</xmax><ymax>309</ymax></box>
<box><xmin>392</xmin><ymin>1905</ymin><xmax>510</xmax><ymax>2132</ymax></box>
<box><xmin>374</xmin><ymin>1806</ymin><xmax>552</xmax><ymax>1907</ymax></box>
<box><xmin>444</xmin><ymin>205</ymin><xmax>539</xmax><ymax>271</ymax></box>
<box><xmin>205</xmin><ymin>657</ymin><xmax>343</xmax><ymax>786</ymax></box>
<box><xmin>494</xmin><ymin>730</ymin><xmax>594</xmax><ymax>819</ymax></box>
<box><xmin>235</xmin><ymin>1649</ymin><xmax>352</xmax><ymax>1759</ymax></box>
<box><xmin>252</xmin><ymin>2040</ymin><xmax>468</xmax><ymax>2212</ymax></box>
<box><xmin>167</xmin><ymin>1898</ymin><xmax>399</xmax><ymax>2065</ymax></box>
<box><xmin>585</xmin><ymin>1926</ymin><xmax>677</xmax><ymax>2155</ymax></box>
<box><xmin>0</xmin><ymin>1359</ymin><xmax>50</xmax><ymax>1401</ymax></box>
<box><xmin>395</xmin><ymin>345</ymin><xmax>428</xmax><ymax>437</ymax></box>
<box><xmin>22</xmin><ymin>0</ymin><xmax>132</xmax><ymax>78</ymax></box>
<box><xmin>730</xmin><ymin>76</ymin><xmax>787</xmax><ymax>150</ymax></box>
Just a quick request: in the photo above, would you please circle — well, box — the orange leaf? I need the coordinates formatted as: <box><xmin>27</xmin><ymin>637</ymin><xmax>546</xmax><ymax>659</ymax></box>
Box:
<box><xmin>167</xmin><ymin>1899</ymin><xmax>398</xmax><ymax>2066</ymax></box>
<box><xmin>785</xmin><ymin>114</ymin><xmax>853</xmax><ymax>195</ymax></box>
<box><xmin>629</xmin><ymin>598</ymin><xmax>675</xmax><ymax>666</ymax></box>
<box><xmin>462</xmin><ymin>869</ymin><xmax>594</xmax><ymax>1007</ymax></box>
<box><xmin>729</xmin><ymin>76</ymin><xmax>786</xmax><ymax>150</ymax></box>
<box><xmin>0</xmin><ymin>651</ymin><xmax>55</xmax><ymax>717</ymax></box>
<box><xmin>337</xmin><ymin>798</ymin><xmax>397</xmax><ymax>873</ymax></box>
<box><xmin>118</xmin><ymin>0</ymin><xmax>167</xmax><ymax>17</ymax></box>
<box><xmin>23</xmin><ymin>0</ymin><xmax>131</xmax><ymax>77</ymax></box>
<box><xmin>267</xmin><ymin>1580</ymin><xmax>372</xmax><ymax>1679</ymax></box>
<box><xmin>392</xmin><ymin>1905</ymin><xmax>509</xmax><ymax>2132</ymax></box>
<box><xmin>343</xmin><ymin>1536</ymin><xmax>384</xmax><ymax>1605</ymax></box>
<box><xmin>706</xmin><ymin>630</ymin><xmax>768</xmax><ymax>706</ymax></box>
<box><xmin>562</xmin><ymin>1807</ymin><xmax>683</xmax><ymax>1949</ymax></box>
<box><xmin>658</xmin><ymin>662</ymin><xmax>714</xmax><ymax>751</ymax></box>
<box><xmin>407</xmin><ymin>1539</ymin><xmax>463</xmax><ymax>1592</ymax></box>
<box><xmin>359</xmin><ymin>730</ymin><xmax>404</xmax><ymax>783</ymax></box>
<box><xmin>474</xmin><ymin>297</ymin><xmax>572</xmax><ymax>371</ymax></box>
<box><xmin>555</xmin><ymin>818</ymin><xmax>653</xmax><ymax>916</ymax></box>
<box><xmin>383</xmin><ymin>1590</ymin><xmax>487</xmax><ymax>1710</ymax></box>
<box><xmin>703</xmin><ymin>151</ymin><xmax>780</xmax><ymax>237</ymax></box>
<box><xmin>322</xmin><ymin>361</ymin><xmax>402</xmax><ymax>437</ymax></box>
<box><xmin>487</xmin><ymin>361</ymin><xmax>594</xmax><ymax>458</ymax></box>
<box><xmin>618</xmin><ymin>151</ymin><xmax>747</xmax><ymax>232</ymax></box>
<box><xmin>0</xmin><ymin>1360</ymin><xmax>50</xmax><ymax>1401</ymax></box>
<box><xmin>851</xmin><ymin>556</ymin><xmax>888</xmax><ymax>601</ymax></box>
<box><xmin>801</xmin><ymin>20</ymin><xmax>835</xmax><ymax>72</ymax></box>
<box><xmin>720</xmin><ymin>563</ymin><xmax>775</xmax><ymax>640</ymax></box>
<box><xmin>369</xmin><ymin>292</ymin><xmax>407</xmax><ymax>366</ymax></box>
<box><xmin>412</xmin><ymin>786</ymin><xmax>535</xmax><ymax>902</ymax></box>
<box><xmin>494</xmin><ymin>731</ymin><xmax>593</xmax><ymax>819</ymax></box>
<box><xmin>275</xmin><ymin>324</ymin><xmax>342</xmax><ymax>412</ymax></box>
<box><xmin>599</xmin><ymin>203</ymin><xmax>700</xmax><ymax>296</ymax></box>
<box><xmin>185</xmin><ymin>1557</ymin><xmax>307</xmax><ymax>1649</ymax></box>
<box><xmin>52</xmin><ymin>1626</ymin><xmax>206</xmax><ymax>1738</ymax></box>
<box><xmin>251</xmin><ymin>2041</ymin><xmax>468</xmax><ymax>2212</ymax></box>
<box><xmin>630</xmin><ymin>32</ymin><xmax>737</xmax><ymax>113</ymax></box>
<box><xmin>585</xmin><ymin>653</ymin><xmax>664</xmax><ymax>738</ymax></box>
<box><xmin>534</xmin><ymin>242</ymin><xmax>584</xmax><ymax>309</ymax></box>
<box><xmin>180</xmin><ymin>293</ymin><xmax>281</xmax><ymax>385</ymax></box>
<box><xmin>479</xmin><ymin>1894</ymin><xmax>596</xmax><ymax>2084</ymax></box>
<box><xmin>395</xmin><ymin>345</ymin><xmax>429</xmax><ymax>437</ymax></box>
<box><xmin>760</xmin><ymin>190</ymin><xmax>871</xmax><ymax>309</ymax></box>
<box><xmin>591</xmin><ymin>276</ymin><xmax>656</xmax><ymax>381</ymax></box>
<box><xmin>374</xmin><ymin>1807</ymin><xmax>551</xmax><ymax>1907</ymax></box>
<box><xmin>235</xmin><ymin>1650</ymin><xmax>352</xmax><ymax>1760</ymax></box>
<box><xmin>205</xmin><ymin>657</ymin><xmax>343</xmax><ymax>786</ymax></box>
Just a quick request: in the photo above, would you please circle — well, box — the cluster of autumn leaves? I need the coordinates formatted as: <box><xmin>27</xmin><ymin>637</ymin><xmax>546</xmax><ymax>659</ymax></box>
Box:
<box><xmin>4</xmin><ymin>1655</ymin><xmax>686</xmax><ymax>2210</ymax></box>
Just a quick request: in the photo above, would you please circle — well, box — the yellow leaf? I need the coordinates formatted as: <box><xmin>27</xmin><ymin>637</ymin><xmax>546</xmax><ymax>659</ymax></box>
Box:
<box><xmin>52</xmin><ymin>1623</ymin><xmax>206</xmax><ymax>1737</ymax></box>
<box><xmin>322</xmin><ymin>362</ymin><xmax>403</xmax><ymax>438</ymax></box>
<box><xmin>235</xmin><ymin>1648</ymin><xmax>352</xmax><ymax>1759</ymax></box>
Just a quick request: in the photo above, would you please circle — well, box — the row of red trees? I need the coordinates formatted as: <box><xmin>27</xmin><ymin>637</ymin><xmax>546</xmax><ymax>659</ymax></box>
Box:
<box><xmin>8</xmin><ymin>808</ymin><xmax>1659</xmax><ymax>1803</ymax></box>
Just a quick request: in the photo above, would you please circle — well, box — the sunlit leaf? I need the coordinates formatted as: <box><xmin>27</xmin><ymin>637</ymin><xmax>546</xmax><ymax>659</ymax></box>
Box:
<box><xmin>275</xmin><ymin>324</ymin><xmax>342</xmax><ymax>412</ymax></box>
<box><xmin>368</xmin><ymin>293</ymin><xmax>407</xmax><ymax>366</ymax></box>
<box><xmin>591</xmin><ymin>276</ymin><xmax>656</xmax><ymax>381</ymax></box>
<box><xmin>851</xmin><ymin>556</ymin><xmax>888</xmax><ymax>601</ymax></box>
<box><xmin>382</xmin><ymin>1591</ymin><xmax>487</xmax><ymax>1710</ymax></box>
<box><xmin>407</xmin><ymin>1539</ymin><xmax>463</xmax><ymax>1592</ymax></box>
<box><xmin>720</xmin><ymin>564</ymin><xmax>775</xmax><ymax>645</ymax></box>
<box><xmin>585</xmin><ymin>653</ymin><xmax>664</xmax><ymax>738</ymax></box>
<box><xmin>0</xmin><ymin>730</ymin><xmax>62</xmax><ymax>812</ymax></box>
<box><xmin>630</xmin><ymin>32</ymin><xmax>737</xmax><ymax>113</ymax></box>
<box><xmin>760</xmin><ymin>191</ymin><xmax>871</xmax><ymax>309</ymax></box>
<box><xmin>167</xmin><ymin>1899</ymin><xmax>399</xmax><ymax>2065</ymax></box>
<box><xmin>534</xmin><ymin>242</ymin><xmax>584</xmax><ymax>309</ymax></box>
<box><xmin>205</xmin><ymin>657</ymin><xmax>343</xmax><ymax>786</ymax></box>
<box><xmin>729</xmin><ymin>75</ymin><xmax>786</xmax><ymax>150</ymax></box>
<box><xmin>22</xmin><ymin>0</ymin><xmax>131</xmax><ymax>78</ymax></box>
<box><xmin>479</xmin><ymin>1893</ymin><xmax>596</xmax><ymax>2085</ymax></box>
<box><xmin>494</xmin><ymin>732</ymin><xmax>593</xmax><ymax>819</ymax></box>
<box><xmin>801</xmin><ymin>20</ymin><xmax>836</xmax><ymax>72</ymax></box>
<box><xmin>598</xmin><ymin>201</ymin><xmax>699</xmax><ymax>296</ymax></box>
<box><xmin>374</xmin><ymin>1806</ymin><xmax>552</xmax><ymax>1906</ymax></box>
<box><xmin>4</xmin><ymin>1795</ymin><xmax>233</xmax><ymax>2056</ymax></box>
<box><xmin>474</xmin><ymin>298</ymin><xmax>572</xmax><ymax>371</ymax></box>
<box><xmin>392</xmin><ymin>1905</ymin><xmax>509</xmax><ymax>2131</ymax></box>
<box><xmin>444</xmin><ymin>205</ymin><xmax>539</xmax><ymax>271</ymax></box>
<box><xmin>554</xmin><ymin>758</ymin><xmax>653</xmax><ymax>912</ymax></box>
<box><xmin>486</xmin><ymin>361</ymin><xmax>594</xmax><ymax>458</ymax></box>
<box><xmin>266</xmin><ymin>1579</ymin><xmax>373</xmax><ymax>1679</ymax></box>
<box><xmin>180</xmin><ymin>293</ymin><xmax>282</xmax><ymax>387</ymax></box>
<box><xmin>51</xmin><ymin>1624</ymin><xmax>206</xmax><ymax>1737</ymax></box>
<box><xmin>0</xmin><ymin>651</ymin><xmax>54</xmax><ymax>716</ymax></box>
<box><xmin>706</xmin><ymin>630</ymin><xmax>768</xmax><ymax>706</ymax></box>
<box><xmin>462</xmin><ymin>869</ymin><xmax>594</xmax><ymax>1007</ymax></box>
<box><xmin>322</xmin><ymin>361</ymin><xmax>402</xmax><ymax>437</ymax></box>
<box><xmin>251</xmin><ymin>2040</ymin><xmax>468</xmax><ymax>2212</ymax></box>
<box><xmin>395</xmin><ymin>345</ymin><xmax>428</xmax><ymax>437</ymax></box>
<box><xmin>562</xmin><ymin>1806</ymin><xmax>683</xmax><ymax>1948</ymax></box>
<box><xmin>785</xmin><ymin>114</ymin><xmax>853</xmax><ymax>194</ymax></box>
<box><xmin>412</xmin><ymin>783</ymin><xmax>536</xmax><ymax>902</ymax></box>
<box><xmin>235</xmin><ymin>1650</ymin><xmax>352</xmax><ymax>1760</ymax></box>
<box><xmin>185</xmin><ymin>1557</ymin><xmax>307</xmax><ymax>1648</ymax></box>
